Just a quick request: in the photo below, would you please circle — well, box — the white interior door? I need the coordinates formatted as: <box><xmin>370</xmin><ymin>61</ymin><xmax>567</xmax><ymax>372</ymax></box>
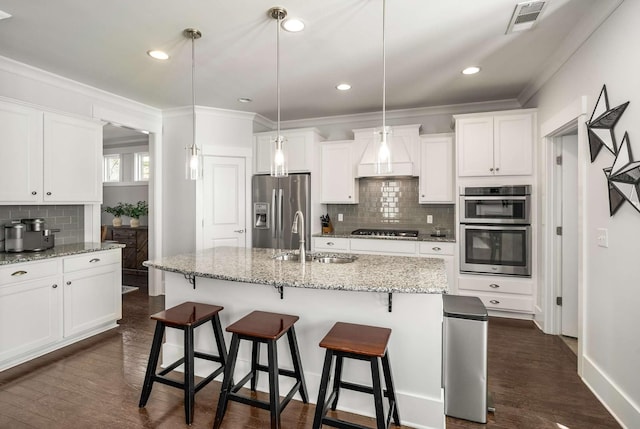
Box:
<box><xmin>203</xmin><ymin>156</ymin><xmax>246</xmax><ymax>248</ymax></box>
<box><xmin>559</xmin><ymin>134</ymin><xmax>579</xmax><ymax>337</ymax></box>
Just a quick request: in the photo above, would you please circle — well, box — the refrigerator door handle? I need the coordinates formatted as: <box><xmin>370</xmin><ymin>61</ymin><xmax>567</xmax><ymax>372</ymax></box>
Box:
<box><xmin>272</xmin><ymin>188</ymin><xmax>277</xmax><ymax>239</ymax></box>
<box><xmin>278</xmin><ymin>188</ymin><xmax>284</xmax><ymax>239</ymax></box>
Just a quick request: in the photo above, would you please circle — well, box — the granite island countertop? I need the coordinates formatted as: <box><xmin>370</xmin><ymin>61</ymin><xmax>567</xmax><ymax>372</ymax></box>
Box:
<box><xmin>0</xmin><ymin>242</ymin><xmax>125</xmax><ymax>266</ymax></box>
<box><xmin>144</xmin><ymin>246</ymin><xmax>448</xmax><ymax>294</ymax></box>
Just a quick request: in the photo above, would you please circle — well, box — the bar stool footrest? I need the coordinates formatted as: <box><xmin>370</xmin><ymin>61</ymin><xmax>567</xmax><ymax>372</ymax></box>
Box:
<box><xmin>227</xmin><ymin>380</ymin><xmax>302</xmax><ymax>413</ymax></box>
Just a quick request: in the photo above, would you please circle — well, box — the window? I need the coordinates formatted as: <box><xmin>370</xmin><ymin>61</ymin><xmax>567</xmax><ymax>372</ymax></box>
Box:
<box><xmin>135</xmin><ymin>152</ymin><xmax>150</xmax><ymax>181</ymax></box>
<box><xmin>103</xmin><ymin>154</ymin><xmax>121</xmax><ymax>182</ymax></box>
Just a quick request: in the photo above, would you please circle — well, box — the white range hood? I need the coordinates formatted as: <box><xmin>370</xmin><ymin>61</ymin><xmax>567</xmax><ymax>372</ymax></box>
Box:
<box><xmin>355</xmin><ymin>124</ymin><xmax>421</xmax><ymax>177</ymax></box>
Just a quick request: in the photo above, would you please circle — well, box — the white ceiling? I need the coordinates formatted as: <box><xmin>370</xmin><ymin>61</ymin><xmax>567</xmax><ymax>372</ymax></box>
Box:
<box><xmin>0</xmin><ymin>0</ymin><xmax>622</xmax><ymax>121</ymax></box>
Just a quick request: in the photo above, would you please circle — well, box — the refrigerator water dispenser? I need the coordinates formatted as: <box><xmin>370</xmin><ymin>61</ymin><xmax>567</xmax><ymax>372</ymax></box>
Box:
<box><xmin>254</xmin><ymin>203</ymin><xmax>270</xmax><ymax>229</ymax></box>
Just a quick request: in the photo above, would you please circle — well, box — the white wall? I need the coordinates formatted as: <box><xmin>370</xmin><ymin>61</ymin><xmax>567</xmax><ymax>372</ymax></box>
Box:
<box><xmin>526</xmin><ymin>1</ymin><xmax>640</xmax><ymax>426</ymax></box>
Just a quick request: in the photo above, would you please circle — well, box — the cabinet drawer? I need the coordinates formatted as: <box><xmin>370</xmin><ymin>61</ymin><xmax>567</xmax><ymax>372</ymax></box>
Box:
<box><xmin>0</xmin><ymin>260</ymin><xmax>60</xmax><ymax>286</ymax></box>
<box><xmin>313</xmin><ymin>237</ymin><xmax>350</xmax><ymax>251</ymax></box>
<box><xmin>350</xmin><ymin>238</ymin><xmax>416</xmax><ymax>255</ymax></box>
<box><xmin>63</xmin><ymin>250</ymin><xmax>121</xmax><ymax>273</ymax></box>
<box><xmin>112</xmin><ymin>229</ymin><xmax>136</xmax><ymax>240</ymax></box>
<box><xmin>459</xmin><ymin>290</ymin><xmax>534</xmax><ymax>313</ymax></box>
<box><xmin>458</xmin><ymin>275</ymin><xmax>533</xmax><ymax>295</ymax></box>
<box><xmin>419</xmin><ymin>242</ymin><xmax>455</xmax><ymax>256</ymax></box>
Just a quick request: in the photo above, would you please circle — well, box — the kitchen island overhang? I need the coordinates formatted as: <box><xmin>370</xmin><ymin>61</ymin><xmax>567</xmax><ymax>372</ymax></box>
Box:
<box><xmin>144</xmin><ymin>247</ymin><xmax>447</xmax><ymax>429</ymax></box>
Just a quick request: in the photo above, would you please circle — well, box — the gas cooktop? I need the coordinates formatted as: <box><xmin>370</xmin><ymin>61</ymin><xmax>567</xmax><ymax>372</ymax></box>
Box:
<box><xmin>350</xmin><ymin>228</ymin><xmax>419</xmax><ymax>238</ymax></box>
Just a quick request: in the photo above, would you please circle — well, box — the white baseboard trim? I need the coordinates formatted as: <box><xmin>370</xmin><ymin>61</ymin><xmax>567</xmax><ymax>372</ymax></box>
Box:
<box><xmin>163</xmin><ymin>343</ymin><xmax>445</xmax><ymax>429</ymax></box>
<box><xmin>582</xmin><ymin>355</ymin><xmax>640</xmax><ymax>429</ymax></box>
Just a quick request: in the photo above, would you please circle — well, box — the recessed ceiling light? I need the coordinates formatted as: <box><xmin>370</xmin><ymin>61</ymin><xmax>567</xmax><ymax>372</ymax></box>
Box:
<box><xmin>282</xmin><ymin>18</ymin><xmax>304</xmax><ymax>32</ymax></box>
<box><xmin>336</xmin><ymin>83</ymin><xmax>352</xmax><ymax>91</ymax></box>
<box><xmin>462</xmin><ymin>66</ymin><xmax>481</xmax><ymax>75</ymax></box>
<box><xmin>238</xmin><ymin>97</ymin><xmax>253</xmax><ymax>103</ymax></box>
<box><xmin>147</xmin><ymin>50</ymin><xmax>169</xmax><ymax>60</ymax></box>
<box><xmin>0</xmin><ymin>10</ymin><xmax>11</xmax><ymax>20</ymax></box>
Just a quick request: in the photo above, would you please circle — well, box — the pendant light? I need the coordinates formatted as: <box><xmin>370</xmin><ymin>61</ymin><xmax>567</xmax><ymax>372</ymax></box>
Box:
<box><xmin>375</xmin><ymin>0</ymin><xmax>392</xmax><ymax>175</ymax></box>
<box><xmin>269</xmin><ymin>7</ymin><xmax>288</xmax><ymax>177</ymax></box>
<box><xmin>184</xmin><ymin>28</ymin><xmax>203</xmax><ymax>180</ymax></box>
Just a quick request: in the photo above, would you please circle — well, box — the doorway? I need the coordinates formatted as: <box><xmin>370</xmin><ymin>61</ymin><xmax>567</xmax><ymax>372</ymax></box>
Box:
<box><xmin>554</xmin><ymin>132</ymin><xmax>579</xmax><ymax>344</ymax></box>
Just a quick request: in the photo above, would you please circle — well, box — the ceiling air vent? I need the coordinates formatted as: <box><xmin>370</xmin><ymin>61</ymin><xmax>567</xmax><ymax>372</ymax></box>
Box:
<box><xmin>506</xmin><ymin>1</ymin><xmax>548</xmax><ymax>34</ymax></box>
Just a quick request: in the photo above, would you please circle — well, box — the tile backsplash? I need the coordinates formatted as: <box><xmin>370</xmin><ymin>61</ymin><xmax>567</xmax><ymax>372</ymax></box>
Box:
<box><xmin>326</xmin><ymin>177</ymin><xmax>455</xmax><ymax>237</ymax></box>
<box><xmin>0</xmin><ymin>205</ymin><xmax>85</xmax><ymax>248</ymax></box>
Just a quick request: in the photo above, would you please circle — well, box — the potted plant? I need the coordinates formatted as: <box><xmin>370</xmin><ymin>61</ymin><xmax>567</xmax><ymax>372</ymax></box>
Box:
<box><xmin>104</xmin><ymin>203</ymin><xmax>126</xmax><ymax>227</ymax></box>
<box><xmin>123</xmin><ymin>200</ymin><xmax>148</xmax><ymax>228</ymax></box>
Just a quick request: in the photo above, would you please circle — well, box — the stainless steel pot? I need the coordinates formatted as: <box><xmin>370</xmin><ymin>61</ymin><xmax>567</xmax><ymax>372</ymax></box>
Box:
<box><xmin>21</xmin><ymin>218</ymin><xmax>47</xmax><ymax>232</ymax></box>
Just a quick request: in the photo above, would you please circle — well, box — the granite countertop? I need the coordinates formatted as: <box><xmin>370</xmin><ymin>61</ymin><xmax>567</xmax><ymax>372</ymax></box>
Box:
<box><xmin>0</xmin><ymin>242</ymin><xmax>125</xmax><ymax>266</ymax></box>
<box><xmin>144</xmin><ymin>246</ymin><xmax>448</xmax><ymax>294</ymax></box>
<box><xmin>313</xmin><ymin>232</ymin><xmax>456</xmax><ymax>243</ymax></box>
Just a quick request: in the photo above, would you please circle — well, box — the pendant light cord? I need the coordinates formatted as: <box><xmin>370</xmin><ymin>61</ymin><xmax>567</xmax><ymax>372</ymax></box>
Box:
<box><xmin>276</xmin><ymin>13</ymin><xmax>281</xmax><ymax>138</ymax></box>
<box><xmin>191</xmin><ymin>34</ymin><xmax>196</xmax><ymax>151</ymax></box>
<box><xmin>382</xmin><ymin>0</ymin><xmax>386</xmax><ymax>131</ymax></box>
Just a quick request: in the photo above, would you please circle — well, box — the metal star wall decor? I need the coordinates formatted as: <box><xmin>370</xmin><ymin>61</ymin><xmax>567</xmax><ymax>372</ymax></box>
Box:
<box><xmin>586</xmin><ymin>85</ymin><xmax>630</xmax><ymax>162</ymax></box>
<box><xmin>606</xmin><ymin>132</ymin><xmax>640</xmax><ymax>215</ymax></box>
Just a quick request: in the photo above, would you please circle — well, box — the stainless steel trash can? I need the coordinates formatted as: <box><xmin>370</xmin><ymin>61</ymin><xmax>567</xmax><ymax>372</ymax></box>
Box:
<box><xmin>442</xmin><ymin>295</ymin><xmax>489</xmax><ymax>423</ymax></box>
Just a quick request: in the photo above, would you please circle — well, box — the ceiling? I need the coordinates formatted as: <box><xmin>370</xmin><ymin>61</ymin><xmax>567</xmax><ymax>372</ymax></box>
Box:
<box><xmin>0</xmin><ymin>0</ymin><xmax>622</xmax><ymax>122</ymax></box>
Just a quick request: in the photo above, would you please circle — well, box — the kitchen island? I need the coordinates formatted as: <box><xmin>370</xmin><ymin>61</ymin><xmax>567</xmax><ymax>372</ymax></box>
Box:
<box><xmin>144</xmin><ymin>246</ymin><xmax>448</xmax><ymax>429</ymax></box>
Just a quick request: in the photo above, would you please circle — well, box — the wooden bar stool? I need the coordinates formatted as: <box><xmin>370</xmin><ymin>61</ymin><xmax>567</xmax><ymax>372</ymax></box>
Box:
<box><xmin>138</xmin><ymin>301</ymin><xmax>228</xmax><ymax>425</ymax></box>
<box><xmin>312</xmin><ymin>322</ymin><xmax>401</xmax><ymax>429</ymax></box>
<box><xmin>213</xmin><ymin>310</ymin><xmax>309</xmax><ymax>429</ymax></box>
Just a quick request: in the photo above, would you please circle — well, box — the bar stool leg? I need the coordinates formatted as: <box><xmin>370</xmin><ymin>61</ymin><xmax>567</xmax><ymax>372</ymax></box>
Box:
<box><xmin>250</xmin><ymin>341</ymin><xmax>261</xmax><ymax>391</ymax></box>
<box><xmin>370</xmin><ymin>357</ymin><xmax>386</xmax><ymax>429</ymax></box>
<box><xmin>183</xmin><ymin>326</ymin><xmax>195</xmax><ymax>425</ymax></box>
<box><xmin>330</xmin><ymin>354</ymin><xmax>344</xmax><ymax>411</ymax></box>
<box><xmin>211</xmin><ymin>315</ymin><xmax>229</xmax><ymax>369</ymax></box>
<box><xmin>286</xmin><ymin>326</ymin><xmax>309</xmax><ymax>403</ymax></box>
<box><xmin>382</xmin><ymin>352</ymin><xmax>401</xmax><ymax>426</ymax></box>
<box><xmin>213</xmin><ymin>333</ymin><xmax>240</xmax><ymax>429</ymax></box>
<box><xmin>267</xmin><ymin>339</ymin><xmax>281</xmax><ymax>429</ymax></box>
<box><xmin>312</xmin><ymin>350</ymin><xmax>334</xmax><ymax>429</ymax></box>
<box><xmin>139</xmin><ymin>322</ymin><xmax>165</xmax><ymax>407</ymax></box>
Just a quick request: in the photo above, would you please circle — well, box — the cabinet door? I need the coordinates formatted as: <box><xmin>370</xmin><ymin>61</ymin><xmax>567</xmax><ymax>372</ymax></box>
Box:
<box><xmin>494</xmin><ymin>113</ymin><xmax>533</xmax><ymax>176</ymax></box>
<box><xmin>63</xmin><ymin>264</ymin><xmax>121</xmax><ymax>337</ymax></box>
<box><xmin>43</xmin><ymin>113</ymin><xmax>102</xmax><ymax>203</ymax></box>
<box><xmin>419</xmin><ymin>135</ymin><xmax>453</xmax><ymax>203</ymax></box>
<box><xmin>321</xmin><ymin>142</ymin><xmax>358</xmax><ymax>203</ymax></box>
<box><xmin>0</xmin><ymin>277</ymin><xmax>62</xmax><ymax>363</ymax></box>
<box><xmin>254</xmin><ymin>132</ymin><xmax>313</xmax><ymax>174</ymax></box>
<box><xmin>0</xmin><ymin>101</ymin><xmax>43</xmax><ymax>202</ymax></box>
<box><xmin>456</xmin><ymin>117</ymin><xmax>494</xmax><ymax>177</ymax></box>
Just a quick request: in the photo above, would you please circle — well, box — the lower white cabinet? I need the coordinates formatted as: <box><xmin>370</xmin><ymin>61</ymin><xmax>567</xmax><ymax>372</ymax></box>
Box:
<box><xmin>457</xmin><ymin>275</ymin><xmax>534</xmax><ymax>314</ymax></box>
<box><xmin>418</xmin><ymin>242</ymin><xmax>455</xmax><ymax>293</ymax></box>
<box><xmin>0</xmin><ymin>249</ymin><xmax>122</xmax><ymax>371</ymax></box>
<box><xmin>349</xmin><ymin>238</ymin><xmax>417</xmax><ymax>255</ymax></box>
<box><xmin>312</xmin><ymin>237</ymin><xmax>350</xmax><ymax>253</ymax></box>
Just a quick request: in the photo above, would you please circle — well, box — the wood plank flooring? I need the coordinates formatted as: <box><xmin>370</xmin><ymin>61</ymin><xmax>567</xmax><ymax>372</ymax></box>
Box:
<box><xmin>0</xmin><ymin>290</ymin><xmax>620</xmax><ymax>428</ymax></box>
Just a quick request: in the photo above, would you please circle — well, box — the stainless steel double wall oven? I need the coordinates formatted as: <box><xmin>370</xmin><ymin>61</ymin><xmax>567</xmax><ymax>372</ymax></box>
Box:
<box><xmin>459</xmin><ymin>185</ymin><xmax>532</xmax><ymax>277</ymax></box>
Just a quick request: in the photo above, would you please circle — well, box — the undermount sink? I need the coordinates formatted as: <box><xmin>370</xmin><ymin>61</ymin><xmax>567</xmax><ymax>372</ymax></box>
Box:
<box><xmin>273</xmin><ymin>252</ymin><xmax>356</xmax><ymax>264</ymax></box>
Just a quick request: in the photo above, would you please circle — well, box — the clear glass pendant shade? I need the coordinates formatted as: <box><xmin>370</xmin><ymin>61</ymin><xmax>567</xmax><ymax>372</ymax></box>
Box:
<box><xmin>185</xmin><ymin>144</ymin><xmax>202</xmax><ymax>180</ymax></box>
<box><xmin>271</xmin><ymin>135</ymin><xmax>288</xmax><ymax>177</ymax></box>
<box><xmin>375</xmin><ymin>126</ymin><xmax>392</xmax><ymax>174</ymax></box>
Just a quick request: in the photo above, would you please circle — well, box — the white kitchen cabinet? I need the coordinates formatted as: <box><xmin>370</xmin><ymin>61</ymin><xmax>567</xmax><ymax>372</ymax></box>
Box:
<box><xmin>312</xmin><ymin>237</ymin><xmax>350</xmax><ymax>253</ymax></box>
<box><xmin>457</xmin><ymin>275</ymin><xmax>534</xmax><ymax>314</ymax></box>
<box><xmin>63</xmin><ymin>250</ymin><xmax>122</xmax><ymax>337</ymax></box>
<box><xmin>455</xmin><ymin>110</ymin><xmax>535</xmax><ymax>177</ymax></box>
<box><xmin>320</xmin><ymin>140</ymin><xmax>358</xmax><ymax>203</ymax></box>
<box><xmin>419</xmin><ymin>134</ymin><xmax>454</xmax><ymax>203</ymax></box>
<box><xmin>418</xmin><ymin>241</ymin><xmax>455</xmax><ymax>292</ymax></box>
<box><xmin>254</xmin><ymin>128</ymin><xmax>324</xmax><ymax>174</ymax></box>
<box><xmin>0</xmin><ymin>249</ymin><xmax>122</xmax><ymax>371</ymax></box>
<box><xmin>349</xmin><ymin>238</ymin><xmax>417</xmax><ymax>255</ymax></box>
<box><xmin>0</xmin><ymin>260</ymin><xmax>62</xmax><ymax>365</ymax></box>
<box><xmin>0</xmin><ymin>100</ymin><xmax>103</xmax><ymax>204</ymax></box>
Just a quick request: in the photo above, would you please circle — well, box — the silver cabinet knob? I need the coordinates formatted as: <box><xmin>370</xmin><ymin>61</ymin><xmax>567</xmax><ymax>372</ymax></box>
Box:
<box><xmin>46</xmin><ymin>192</ymin><xmax>52</xmax><ymax>196</ymax></box>
<box><xmin>11</xmin><ymin>270</ymin><xmax>28</xmax><ymax>277</ymax></box>
<box><xmin>32</xmin><ymin>191</ymin><xmax>37</xmax><ymax>195</ymax></box>
<box><xmin>89</xmin><ymin>258</ymin><xmax>100</xmax><ymax>263</ymax></box>
<box><xmin>489</xmin><ymin>167</ymin><xmax>494</xmax><ymax>172</ymax></box>
<box><xmin>348</xmin><ymin>195</ymin><xmax>351</xmax><ymax>199</ymax></box>
<box><xmin>422</xmin><ymin>194</ymin><xmax>425</xmax><ymax>198</ymax></box>
<box><xmin>326</xmin><ymin>242</ymin><xmax>335</xmax><ymax>246</ymax></box>
<box><xmin>489</xmin><ymin>283</ymin><xmax>500</xmax><ymax>288</ymax></box>
<box><xmin>66</xmin><ymin>281</ymin><xmax>72</xmax><ymax>285</ymax></box>
<box><xmin>432</xmin><ymin>247</ymin><xmax>441</xmax><ymax>251</ymax></box>
<box><xmin>495</xmin><ymin>167</ymin><xmax>500</xmax><ymax>172</ymax></box>
<box><xmin>489</xmin><ymin>299</ymin><xmax>500</xmax><ymax>304</ymax></box>
<box><xmin>233</xmin><ymin>229</ymin><xmax>245</xmax><ymax>233</ymax></box>
<box><xmin>52</xmin><ymin>284</ymin><xmax>58</xmax><ymax>289</ymax></box>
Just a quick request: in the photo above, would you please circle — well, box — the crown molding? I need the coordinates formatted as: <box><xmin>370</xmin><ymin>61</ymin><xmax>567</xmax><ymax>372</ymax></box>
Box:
<box><xmin>163</xmin><ymin>105</ymin><xmax>257</xmax><ymax>122</ymax></box>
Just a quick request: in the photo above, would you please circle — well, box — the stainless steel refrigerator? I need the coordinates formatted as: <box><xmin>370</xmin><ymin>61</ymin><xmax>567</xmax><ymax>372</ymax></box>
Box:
<box><xmin>252</xmin><ymin>173</ymin><xmax>311</xmax><ymax>250</ymax></box>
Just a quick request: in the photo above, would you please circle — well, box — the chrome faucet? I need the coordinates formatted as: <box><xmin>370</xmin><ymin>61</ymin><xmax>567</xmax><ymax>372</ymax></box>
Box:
<box><xmin>291</xmin><ymin>210</ymin><xmax>305</xmax><ymax>264</ymax></box>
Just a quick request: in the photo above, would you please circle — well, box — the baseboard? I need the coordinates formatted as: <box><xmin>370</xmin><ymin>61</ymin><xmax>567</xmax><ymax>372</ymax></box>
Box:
<box><xmin>163</xmin><ymin>343</ymin><xmax>445</xmax><ymax>429</ymax></box>
<box><xmin>582</xmin><ymin>355</ymin><xmax>640</xmax><ymax>429</ymax></box>
<box><xmin>487</xmin><ymin>309</ymin><xmax>534</xmax><ymax>320</ymax></box>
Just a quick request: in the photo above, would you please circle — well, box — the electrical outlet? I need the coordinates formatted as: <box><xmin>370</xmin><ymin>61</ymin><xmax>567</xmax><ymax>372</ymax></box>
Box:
<box><xmin>338</xmin><ymin>213</ymin><xmax>343</xmax><ymax>222</ymax></box>
<box><xmin>427</xmin><ymin>215</ymin><xmax>433</xmax><ymax>224</ymax></box>
<box><xmin>596</xmin><ymin>228</ymin><xmax>608</xmax><ymax>248</ymax></box>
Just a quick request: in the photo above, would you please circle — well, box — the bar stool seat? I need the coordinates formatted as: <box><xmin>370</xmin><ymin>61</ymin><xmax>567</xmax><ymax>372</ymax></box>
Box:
<box><xmin>138</xmin><ymin>301</ymin><xmax>228</xmax><ymax>425</ymax></box>
<box><xmin>313</xmin><ymin>322</ymin><xmax>401</xmax><ymax>429</ymax></box>
<box><xmin>213</xmin><ymin>310</ymin><xmax>309</xmax><ymax>429</ymax></box>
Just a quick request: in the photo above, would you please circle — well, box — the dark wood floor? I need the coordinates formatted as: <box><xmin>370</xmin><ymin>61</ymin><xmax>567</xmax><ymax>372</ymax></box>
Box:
<box><xmin>0</xmin><ymin>289</ymin><xmax>620</xmax><ymax>429</ymax></box>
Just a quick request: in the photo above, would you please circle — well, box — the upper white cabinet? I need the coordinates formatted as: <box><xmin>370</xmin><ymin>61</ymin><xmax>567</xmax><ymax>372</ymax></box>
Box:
<box><xmin>320</xmin><ymin>140</ymin><xmax>359</xmax><ymax>204</ymax></box>
<box><xmin>455</xmin><ymin>110</ymin><xmax>535</xmax><ymax>177</ymax></box>
<box><xmin>0</xmin><ymin>100</ymin><xmax>103</xmax><ymax>204</ymax></box>
<box><xmin>419</xmin><ymin>134</ymin><xmax>454</xmax><ymax>203</ymax></box>
<box><xmin>254</xmin><ymin>128</ymin><xmax>324</xmax><ymax>174</ymax></box>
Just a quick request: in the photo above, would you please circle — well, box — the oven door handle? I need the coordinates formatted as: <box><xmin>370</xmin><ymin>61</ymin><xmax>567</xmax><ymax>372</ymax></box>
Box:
<box><xmin>460</xmin><ymin>224</ymin><xmax>530</xmax><ymax>231</ymax></box>
<box><xmin>461</xmin><ymin>196</ymin><xmax>529</xmax><ymax>201</ymax></box>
